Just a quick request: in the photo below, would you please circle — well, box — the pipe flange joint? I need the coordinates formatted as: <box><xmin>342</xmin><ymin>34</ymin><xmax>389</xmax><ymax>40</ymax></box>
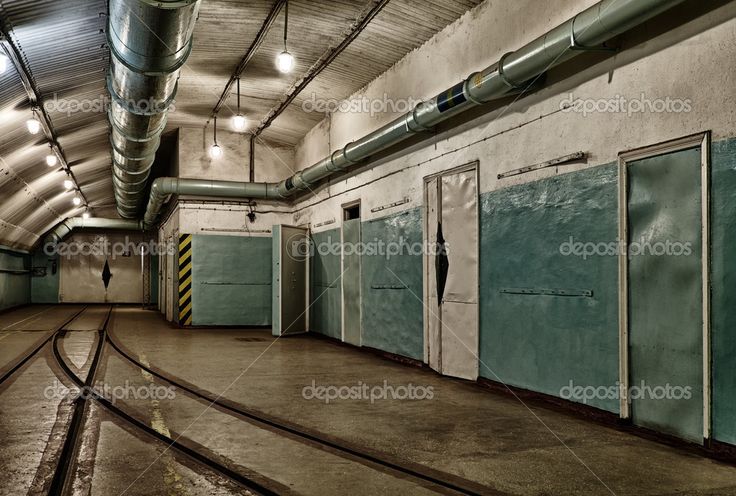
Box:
<box><xmin>405</xmin><ymin>102</ymin><xmax>430</xmax><ymax>133</ymax></box>
<box><xmin>497</xmin><ymin>52</ymin><xmax>523</xmax><ymax>90</ymax></box>
<box><xmin>463</xmin><ymin>73</ymin><xmax>486</xmax><ymax>106</ymax></box>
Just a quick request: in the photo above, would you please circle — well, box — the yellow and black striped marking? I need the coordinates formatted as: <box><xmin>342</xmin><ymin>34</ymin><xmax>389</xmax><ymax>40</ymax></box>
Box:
<box><xmin>178</xmin><ymin>234</ymin><xmax>193</xmax><ymax>326</ymax></box>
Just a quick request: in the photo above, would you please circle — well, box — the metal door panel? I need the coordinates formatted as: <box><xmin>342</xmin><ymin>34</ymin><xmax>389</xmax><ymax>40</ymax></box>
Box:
<box><xmin>342</xmin><ymin>218</ymin><xmax>362</xmax><ymax>346</ymax></box>
<box><xmin>440</xmin><ymin>301</ymin><xmax>478</xmax><ymax>380</ymax></box>
<box><xmin>426</xmin><ymin>177</ymin><xmax>442</xmax><ymax>372</ymax></box>
<box><xmin>628</xmin><ymin>147</ymin><xmax>703</xmax><ymax>442</ymax></box>
<box><xmin>59</xmin><ymin>233</ymin><xmax>142</xmax><ymax>303</ymax></box>
<box><xmin>441</xmin><ymin>170</ymin><xmax>478</xmax><ymax>304</ymax></box>
<box><xmin>278</xmin><ymin>225</ymin><xmax>309</xmax><ymax>335</ymax></box>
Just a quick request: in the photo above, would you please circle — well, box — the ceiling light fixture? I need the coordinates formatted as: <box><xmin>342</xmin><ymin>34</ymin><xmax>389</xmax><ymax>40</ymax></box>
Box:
<box><xmin>72</xmin><ymin>195</ymin><xmax>81</xmax><ymax>206</ymax></box>
<box><xmin>232</xmin><ymin>77</ymin><xmax>247</xmax><ymax>132</ymax></box>
<box><xmin>63</xmin><ymin>179</ymin><xmax>73</xmax><ymax>190</ymax></box>
<box><xmin>46</xmin><ymin>143</ymin><xmax>57</xmax><ymax>167</ymax></box>
<box><xmin>26</xmin><ymin>110</ymin><xmax>41</xmax><ymax>135</ymax></box>
<box><xmin>209</xmin><ymin>115</ymin><xmax>223</xmax><ymax>159</ymax></box>
<box><xmin>82</xmin><ymin>211</ymin><xmax>91</xmax><ymax>220</ymax></box>
<box><xmin>276</xmin><ymin>0</ymin><xmax>295</xmax><ymax>74</ymax></box>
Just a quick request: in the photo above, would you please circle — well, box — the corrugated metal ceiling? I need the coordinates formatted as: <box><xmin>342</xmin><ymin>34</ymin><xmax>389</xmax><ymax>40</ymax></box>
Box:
<box><xmin>0</xmin><ymin>0</ymin><xmax>481</xmax><ymax>250</ymax></box>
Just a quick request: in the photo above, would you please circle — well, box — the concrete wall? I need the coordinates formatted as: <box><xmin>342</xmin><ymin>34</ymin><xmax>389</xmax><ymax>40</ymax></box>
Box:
<box><xmin>178</xmin><ymin>127</ymin><xmax>295</xmax><ymax>183</ymax></box>
<box><xmin>0</xmin><ymin>248</ymin><xmax>30</xmax><ymax>311</ymax></box>
<box><xmin>285</xmin><ymin>0</ymin><xmax>736</xmax><ymax>443</ymax></box>
<box><xmin>160</xmin><ymin>0</ymin><xmax>736</xmax><ymax>445</ymax></box>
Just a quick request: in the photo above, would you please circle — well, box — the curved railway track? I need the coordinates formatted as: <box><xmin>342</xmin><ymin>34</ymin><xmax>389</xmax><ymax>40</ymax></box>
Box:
<box><xmin>1</xmin><ymin>306</ymin><xmax>497</xmax><ymax>495</ymax></box>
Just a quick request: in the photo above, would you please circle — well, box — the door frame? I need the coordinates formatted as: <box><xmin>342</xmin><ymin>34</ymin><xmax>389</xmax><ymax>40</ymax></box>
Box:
<box><xmin>617</xmin><ymin>131</ymin><xmax>711</xmax><ymax>440</ymax></box>
<box><xmin>340</xmin><ymin>200</ymin><xmax>362</xmax><ymax>344</ymax></box>
<box><xmin>422</xmin><ymin>161</ymin><xmax>480</xmax><ymax>369</ymax></box>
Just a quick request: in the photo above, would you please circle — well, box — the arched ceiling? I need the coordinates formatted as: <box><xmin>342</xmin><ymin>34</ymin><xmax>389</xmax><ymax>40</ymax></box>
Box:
<box><xmin>0</xmin><ymin>0</ymin><xmax>481</xmax><ymax>251</ymax></box>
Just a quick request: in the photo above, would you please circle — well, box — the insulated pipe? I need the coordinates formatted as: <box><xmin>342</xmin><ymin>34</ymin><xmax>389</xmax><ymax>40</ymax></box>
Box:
<box><xmin>143</xmin><ymin>177</ymin><xmax>281</xmax><ymax>227</ymax></box>
<box><xmin>43</xmin><ymin>218</ymin><xmax>144</xmax><ymax>250</ymax></box>
<box><xmin>107</xmin><ymin>0</ymin><xmax>201</xmax><ymax>217</ymax></box>
<box><xmin>138</xmin><ymin>0</ymin><xmax>686</xmax><ymax>228</ymax></box>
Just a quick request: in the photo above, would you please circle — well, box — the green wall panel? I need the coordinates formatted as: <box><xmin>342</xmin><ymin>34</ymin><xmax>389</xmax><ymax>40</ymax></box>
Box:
<box><xmin>191</xmin><ymin>234</ymin><xmax>272</xmax><ymax>326</ymax></box>
<box><xmin>0</xmin><ymin>249</ymin><xmax>31</xmax><ymax>311</ymax></box>
<box><xmin>479</xmin><ymin>164</ymin><xmax>620</xmax><ymax>413</ymax></box>
<box><xmin>309</xmin><ymin>228</ymin><xmax>342</xmax><ymax>339</ymax></box>
<box><xmin>710</xmin><ymin>138</ymin><xmax>736</xmax><ymax>445</ymax></box>
<box><xmin>30</xmin><ymin>251</ymin><xmax>59</xmax><ymax>304</ymax></box>
<box><xmin>361</xmin><ymin>208</ymin><xmax>424</xmax><ymax>360</ymax></box>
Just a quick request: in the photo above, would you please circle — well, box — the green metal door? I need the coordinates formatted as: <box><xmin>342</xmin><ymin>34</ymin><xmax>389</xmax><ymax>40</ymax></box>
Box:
<box><xmin>342</xmin><ymin>218</ymin><xmax>362</xmax><ymax>346</ymax></box>
<box><xmin>627</xmin><ymin>146</ymin><xmax>703</xmax><ymax>443</ymax></box>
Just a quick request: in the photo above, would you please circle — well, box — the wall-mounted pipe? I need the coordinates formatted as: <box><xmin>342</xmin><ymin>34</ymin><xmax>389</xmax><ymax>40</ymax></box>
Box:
<box><xmin>107</xmin><ymin>0</ymin><xmax>201</xmax><ymax>218</ymax></box>
<box><xmin>43</xmin><ymin>218</ymin><xmax>144</xmax><ymax>252</ymax></box>
<box><xmin>138</xmin><ymin>0</ymin><xmax>685</xmax><ymax>228</ymax></box>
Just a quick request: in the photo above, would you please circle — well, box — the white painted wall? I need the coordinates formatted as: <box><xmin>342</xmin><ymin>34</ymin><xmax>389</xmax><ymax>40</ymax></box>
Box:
<box><xmin>287</xmin><ymin>0</ymin><xmax>736</xmax><ymax>232</ymax></box>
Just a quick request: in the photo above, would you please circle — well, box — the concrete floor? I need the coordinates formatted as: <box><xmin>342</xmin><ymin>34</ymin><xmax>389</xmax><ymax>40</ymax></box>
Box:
<box><xmin>1</xmin><ymin>305</ymin><xmax>736</xmax><ymax>495</ymax></box>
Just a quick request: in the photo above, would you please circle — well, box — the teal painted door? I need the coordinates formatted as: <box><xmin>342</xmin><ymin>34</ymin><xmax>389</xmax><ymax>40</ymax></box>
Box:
<box><xmin>342</xmin><ymin>218</ymin><xmax>362</xmax><ymax>346</ymax></box>
<box><xmin>627</xmin><ymin>146</ymin><xmax>703</xmax><ymax>443</ymax></box>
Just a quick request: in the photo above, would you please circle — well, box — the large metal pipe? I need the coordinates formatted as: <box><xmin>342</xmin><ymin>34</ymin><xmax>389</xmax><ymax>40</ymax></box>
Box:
<box><xmin>43</xmin><ymin>218</ymin><xmax>144</xmax><ymax>251</ymax></box>
<box><xmin>138</xmin><ymin>0</ymin><xmax>685</xmax><ymax>228</ymax></box>
<box><xmin>107</xmin><ymin>0</ymin><xmax>201</xmax><ymax>218</ymax></box>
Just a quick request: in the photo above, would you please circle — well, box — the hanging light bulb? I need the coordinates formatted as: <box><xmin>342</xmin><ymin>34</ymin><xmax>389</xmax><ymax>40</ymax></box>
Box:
<box><xmin>231</xmin><ymin>77</ymin><xmax>247</xmax><ymax>131</ymax></box>
<box><xmin>26</xmin><ymin>113</ymin><xmax>41</xmax><ymax>135</ymax></box>
<box><xmin>276</xmin><ymin>51</ymin><xmax>294</xmax><ymax>74</ymax></box>
<box><xmin>46</xmin><ymin>144</ymin><xmax>57</xmax><ymax>167</ymax></box>
<box><xmin>0</xmin><ymin>53</ymin><xmax>8</xmax><ymax>75</ymax></box>
<box><xmin>82</xmin><ymin>211</ymin><xmax>91</xmax><ymax>220</ymax></box>
<box><xmin>72</xmin><ymin>196</ymin><xmax>81</xmax><ymax>206</ymax></box>
<box><xmin>63</xmin><ymin>179</ymin><xmax>73</xmax><ymax>190</ymax></box>
<box><xmin>209</xmin><ymin>115</ymin><xmax>223</xmax><ymax>159</ymax></box>
<box><xmin>276</xmin><ymin>1</ymin><xmax>295</xmax><ymax>74</ymax></box>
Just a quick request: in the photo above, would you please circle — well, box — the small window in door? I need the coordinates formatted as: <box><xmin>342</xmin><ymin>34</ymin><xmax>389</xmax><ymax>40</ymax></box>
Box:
<box><xmin>344</xmin><ymin>204</ymin><xmax>360</xmax><ymax>220</ymax></box>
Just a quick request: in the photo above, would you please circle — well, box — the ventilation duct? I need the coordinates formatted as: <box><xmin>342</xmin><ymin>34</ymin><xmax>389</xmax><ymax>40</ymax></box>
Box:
<box><xmin>107</xmin><ymin>0</ymin><xmax>201</xmax><ymax>219</ymax></box>
<box><xmin>48</xmin><ymin>0</ymin><xmax>687</xmax><ymax>242</ymax></box>
<box><xmin>140</xmin><ymin>0</ymin><xmax>686</xmax><ymax>229</ymax></box>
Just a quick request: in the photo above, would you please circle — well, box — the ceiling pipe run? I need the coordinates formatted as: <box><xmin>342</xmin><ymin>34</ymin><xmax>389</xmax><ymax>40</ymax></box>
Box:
<box><xmin>107</xmin><ymin>0</ymin><xmax>201</xmax><ymax>219</ymax></box>
<box><xmin>46</xmin><ymin>0</ymin><xmax>686</xmax><ymax>243</ymax></box>
<box><xmin>43</xmin><ymin>218</ymin><xmax>144</xmax><ymax>252</ymax></box>
<box><xmin>139</xmin><ymin>0</ymin><xmax>686</xmax><ymax>229</ymax></box>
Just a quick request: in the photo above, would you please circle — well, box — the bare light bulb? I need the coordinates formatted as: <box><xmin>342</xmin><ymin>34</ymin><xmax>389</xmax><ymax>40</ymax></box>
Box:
<box><xmin>0</xmin><ymin>54</ymin><xmax>8</xmax><ymax>75</ymax></box>
<box><xmin>82</xmin><ymin>212</ymin><xmax>91</xmax><ymax>220</ymax></box>
<box><xmin>26</xmin><ymin>117</ymin><xmax>41</xmax><ymax>135</ymax></box>
<box><xmin>63</xmin><ymin>179</ymin><xmax>73</xmax><ymax>190</ymax></box>
<box><xmin>209</xmin><ymin>143</ymin><xmax>223</xmax><ymax>159</ymax></box>
<box><xmin>276</xmin><ymin>50</ymin><xmax>294</xmax><ymax>74</ymax></box>
<box><xmin>232</xmin><ymin>114</ymin><xmax>247</xmax><ymax>132</ymax></box>
<box><xmin>46</xmin><ymin>153</ymin><xmax>57</xmax><ymax>167</ymax></box>
<box><xmin>72</xmin><ymin>196</ymin><xmax>81</xmax><ymax>206</ymax></box>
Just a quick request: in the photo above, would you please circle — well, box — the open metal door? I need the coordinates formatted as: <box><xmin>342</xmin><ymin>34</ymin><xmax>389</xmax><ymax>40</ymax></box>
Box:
<box><xmin>424</xmin><ymin>163</ymin><xmax>479</xmax><ymax>380</ymax></box>
<box><xmin>273</xmin><ymin>225</ymin><xmax>309</xmax><ymax>336</ymax></box>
